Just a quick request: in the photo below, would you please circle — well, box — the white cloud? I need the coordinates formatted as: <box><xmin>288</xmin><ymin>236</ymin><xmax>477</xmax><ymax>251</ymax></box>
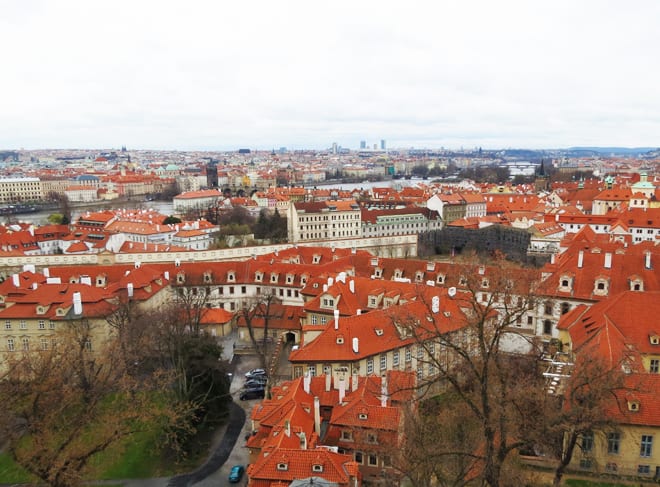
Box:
<box><xmin>1</xmin><ymin>0</ymin><xmax>659</xmax><ymax>150</ymax></box>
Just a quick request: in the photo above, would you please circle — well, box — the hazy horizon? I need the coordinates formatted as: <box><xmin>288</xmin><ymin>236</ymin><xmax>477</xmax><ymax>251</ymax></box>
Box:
<box><xmin>3</xmin><ymin>1</ymin><xmax>659</xmax><ymax>151</ymax></box>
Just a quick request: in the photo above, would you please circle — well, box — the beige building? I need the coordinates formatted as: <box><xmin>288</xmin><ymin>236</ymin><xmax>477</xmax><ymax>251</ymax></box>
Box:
<box><xmin>287</xmin><ymin>199</ymin><xmax>362</xmax><ymax>243</ymax></box>
<box><xmin>0</xmin><ymin>178</ymin><xmax>42</xmax><ymax>203</ymax></box>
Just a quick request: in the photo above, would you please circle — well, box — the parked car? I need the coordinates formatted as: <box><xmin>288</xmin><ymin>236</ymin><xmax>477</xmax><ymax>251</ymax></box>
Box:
<box><xmin>244</xmin><ymin>377</ymin><xmax>267</xmax><ymax>388</ymax></box>
<box><xmin>240</xmin><ymin>387</ymin><xmax>265</xmax><ymax>400</ymax></box>
<box><xmin>229</xmin><ymin>464</ymin><xmax>245</xmax><ymax>483</ymax></box>
<box><xmin>245</xmin><ymin>368</ymin><xmax>267</xmax><ymax>379</ymax></box>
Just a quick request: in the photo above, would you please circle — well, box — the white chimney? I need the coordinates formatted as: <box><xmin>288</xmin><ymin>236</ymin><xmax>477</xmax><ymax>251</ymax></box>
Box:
<box><xmin>604</xmin><ymin>252</ymin><xmax>612</xmax><ymax>269</ymax></box>
<box><xmin>328</xmin><ymin>277</ymin><xmax>334</xmax><ymax>287</ymax></box>
<box><xmin>43</xmin><ymin>267</ymin><xmax>50</xmax><ymax>278</ymax></box>
<box><xmin>356</xmin><ymin>309</ymin><xmax>361</xmax><ymax>315</ymax></box>
<box><xmin>23</xmin><ymin>264</ymin><xmax>36</xmax><ymax>273</ymax></box>
<box><xmin>80</xmin><ymin>276</ymin><xmax>91</xmax><ymax>286</ymax></box>
<box><xmin>432</xmin><ymin>295</ymin><xmax>440</xmax><ymax>314</ymax></box>
<box><xmin>73</xmin><ymin>291</ymin><xmax>83</xmax><ymax>315</ymax></box>
<box><xmin>303</xmin><ymin>373</ymin><xmax>311</xmax><ymax>394</ymax></box>
<box><xmin>334</xmin><ymin>309</ymin><xmax>339</xmax><ymax>330</ymax></box>
<box><xmin>352</xmin><ymin>337</ymin><xmax>359</xmax><ymax>354</ymax></box>
<box><xmin>314</xmin><ymin>396</ymin><xmax>321</xmax><ymax>434</ymax></box>
<box><xmin>426</xmin><ymin>261</ymin><xmax>435</xmax><ymax>271</ymax></box>
<box><xmin>380</xmin><ymin>374</ymin><xmax>388</xmax><ymax>407</ymax></box>
<box><xmin>646</xmin><ymin>251</ymin><xmax>652</xmax><ymax>270</ymax></box>
<box><xmin>577</xmin><ymin>250</ymin><xmax>584</xmax><ymax>268</ymax></box>
<box><xmin>46</xmin><ymin>277</ymin><xmax>61</xmax><ymax>284</ymax></box>
<box><xmin>550</xmin><ymin>253</ymin><xmax>556</xmax><ymax>264</ymax></box>
<box><xmin>127</xmin><ymin>283</ymin><xmax>134</xmax><ymax>298</ymax></box>
<box><xmin>339</xmin><ymin>378</ymin><xmax>346</xmax><ymax>403</ymax></box>
<box><xmin>32</xmin><ymin>283</ymin><xmax>38</xmax><ymax>290</ymax></box>
<box><xmin>555</xmin><ymin>213</ymin><xmax>559</xmax><ymax>222</ymax></box>
<box><xmin>299</xmin><ymin>431</ymin><xmax>307</xmax><ymax>450</ymax></box>
<box><xmin>351</xmin><ymin>372</ymin><xmax>359</xmax><ymax>392</ymax></box>
<box><xmin>284</xmin><ymin>419</ymin><xmax>290</xmax><ymax>437</ymax></box>
<box><xmin>325</xmin><ymin>373</ymin><xmax>331</xmax><ymax>392</ymax></box>
<box><xmin>11</xmin><ymin>274</ymin><xmax>19</xmax><ymax>287</ymax></box>
<box><xmin>164</xmin><ymin>271</ymin><xmax>170</xmax><ymax>280</ymax></box>
<box><xmin>349</xmin><ymin>280</ymin><xmax>355</xmax><ymax>294</ymax></box>
<box><xmin>323</xmin><ymin>284</ymin><xmax>328</xmax><ymax>292</ymax></box>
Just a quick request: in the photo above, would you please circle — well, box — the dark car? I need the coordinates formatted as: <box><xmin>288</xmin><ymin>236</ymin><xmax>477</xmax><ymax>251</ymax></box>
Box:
<box><xmin>240</xmin><ymin>387</ymin><xmax>265</xmax><ymax>400</ymax></box>
<box><xmin>244</xmin><ymin>377</ymin><xmax>267</xmax><ymax>388</ymax></box>
<box><xmin>228</xmin><ymin>464</ymin><xmax>245</xmax><ymax>483</ymax></box>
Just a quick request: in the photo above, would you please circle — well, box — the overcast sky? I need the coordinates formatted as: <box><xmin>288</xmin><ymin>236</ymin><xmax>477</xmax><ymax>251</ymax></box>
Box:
<box><xmin>2</xmin><ymin>0</ymin><xmax>659</xmax><ymax>151</ymax></box>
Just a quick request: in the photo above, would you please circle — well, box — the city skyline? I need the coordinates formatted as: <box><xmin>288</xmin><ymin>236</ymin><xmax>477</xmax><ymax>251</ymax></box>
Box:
<box><xmin>2</xmin><ymin>0</ymin><xmax>659</xmax><ymax>151</ymax></box>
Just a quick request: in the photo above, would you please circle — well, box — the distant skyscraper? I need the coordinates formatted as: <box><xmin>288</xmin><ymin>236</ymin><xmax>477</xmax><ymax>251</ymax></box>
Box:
<box><xmin>380</xmin><ymin>139</ymin><xmax>386</xmax><ymax>150</ymax></box>
<box><xmin>332</xmin><ymin>142</ymin><xmax>338</xmax><ymax>154</ymax></box>
<box><xmin>360</xmin><ymin>140</ymin><xmax>366</xmax><ymax>149</ymax></box>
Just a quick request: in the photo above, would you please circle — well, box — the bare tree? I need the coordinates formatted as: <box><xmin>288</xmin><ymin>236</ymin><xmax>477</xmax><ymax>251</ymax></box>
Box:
<box><xmin>235</xmin><ymin>293</ymin><xmax>282</xmax><ymax>372</ymax></box>
<box><xmin>535</xmin><ymin>351</ymin><xmax>628</xmax><ymax>486</ymax></box>
<box><xmin>393</xmin><ymin>254</ymin><xmax>542</xmax><ymax>487</ymax></box>
<box><xmin>0</xmin><ymin>319</ymin><xmax>170</xmax><ymax>487</ymax></box>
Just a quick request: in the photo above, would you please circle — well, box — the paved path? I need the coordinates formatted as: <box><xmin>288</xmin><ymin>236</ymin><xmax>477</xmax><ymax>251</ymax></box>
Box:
<box><xmin>167</xmin><ymin>402</ymin><xmax>246</xmax><ymax>487</ymax></box>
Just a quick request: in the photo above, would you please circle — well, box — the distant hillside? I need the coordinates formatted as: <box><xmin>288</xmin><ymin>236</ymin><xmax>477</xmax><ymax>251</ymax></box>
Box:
<box><xmin>565</xmin><ymin>147</ymin><xmax>657</xmax><ymax>156</ymax></box>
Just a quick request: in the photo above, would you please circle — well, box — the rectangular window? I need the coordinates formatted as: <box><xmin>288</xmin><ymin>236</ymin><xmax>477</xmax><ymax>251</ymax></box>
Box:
<box><xmin>354</xmin><ymin>451</ymin><xmax>363</xmax><ymax>464</ymax></box>
<box><xmin>650</xmin><ymin>359</ymin><xmax>660</xmax><ymax>373</ymax></box>
<box><xmin>341</xmin><ymin>430</ymin><xmax>353</xmax><ymax>441</ymax></box>
<box><xmin>40</xmin><ymin>338</ymin><xmax>48</xmax><ymax>350</ymax></box>
<box><xmin>405</xmin><ymin>346</ymin><xmax>412</xmax><ymax>363</ymax></box>
<box><xmin>638</xmin><ymin>465</ymin><xmax>650</xmax><ymax>475</ymax></box>
<box><xmin>307</xmin><ymin>365</ymin><xmax>316</xmax><ymax>377</ymax></box>
<box><xmin>380</xmin><ymin>354</ymin><xmax>387</xmax><ymax>372</ymax></box>
<box><xmin>607</xmin><ymin>432</ymin><xmax>620</xmax><ymax>454</ymax></box>
<box><xmin>38</xmin><ymin>320</ymin><xmax>45</xmax><ymax>330</ymax></box>
<box><xmin>640</xmin><ymin>435</ymin><xmax>653</xmax><ymax>457</ymax></box>
<box><xmin>22</xmin><ymin>338</ymin><xmax>29</xmax><ymax>351</ymax></box>
<box><xmin>581</xmin><ymin>432</ymin><xmax>594</xmax><ymax>452</ymax></box>
<box><xmin>7</xmin><ymin>338</ymin><xmax>15</xmax><ymax>351</ymax></box>
<box><xmin>311</xmin><ymin>315</ymin><xmax>318</xmax><ymax>325</ymax></box>
<box><xmin>320</xmin><ymin>316</ymin><xmax>327</xmax><ymax>325</ymax></box>
<box><xmin>367</xmin><ymin>358</ymin><xmax>374</xmax><ymax>375</ymax></box>
<box><xmin>417</xmin><ymin>365</ymin><xmax>423</xmax><ymax>380</ymax></box>
<box><xmin>49</xmin><ymin>320</ymin><xmax>55</xmax><ymax>329</ymax></box>
<box><xmin>4</xmin><ymin>320</ymin><xmax>10</xmax><ymax>330</ymax></box>
<box><xmin>19</xmin><ymin>320</ymin><xmax>27</xmax><ymax>330</ymax></box>
<box><xmin>392</xmin><ymin>350</ymin><xmax>400</xmax><ymax>368</ymax></box>
<box><xmin>368</xmin><ymin>454</ymin><xmax>378</xmax><ymax>466</ymax></box>
<box><xmin>84</xmin><ymin>339</ymin><xmax>92</xmax><ymax>351</ymax></box>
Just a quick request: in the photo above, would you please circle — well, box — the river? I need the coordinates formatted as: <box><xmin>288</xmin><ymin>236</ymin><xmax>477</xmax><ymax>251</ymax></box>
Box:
<box><xmin>8</xmin><ymin>179</ymin><xmax>425</xmax><ymax>226</ymax></box>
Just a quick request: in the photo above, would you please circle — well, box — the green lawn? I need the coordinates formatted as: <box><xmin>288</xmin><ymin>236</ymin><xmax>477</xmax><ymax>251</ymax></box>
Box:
<box><xmin>0</xmin><ymin>452</ymin><xmax>34</xmax><ymax>484</ymax></box>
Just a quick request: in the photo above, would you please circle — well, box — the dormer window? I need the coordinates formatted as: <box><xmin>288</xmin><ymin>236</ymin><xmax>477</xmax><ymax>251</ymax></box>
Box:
<box><xmin>336</xmin><ymin>335</ymin><xmax>344</xmax><ymax>344</ymax></box>
<box><xmin>630</xmin><ymin>278</ymin><xmax>643</xmax><ymax>292</ymax></box>
<box><xmin>286</xmin><ymin>274</ymin><xmax>294</xmax><ymax>284</ymax></box>
<box><xmin>594</xmin><ymin>278</ymin><xmax>609</xmax><ymax>296</ymax></box>
<box><xmin>415</xmin><ymin>271</ymin><xmax>424</xmax><ymax>283</ymax></box>
<box><xmin>321</xmin><ymin>297</ymin><xmax>334</xmax><ymax>308</ymax></box>
<box><xmin>56</xmin><ymin>308</ymin><xmax>66</xmax><ymax>316</ymax></box>
<box><xmin>437</xmin><ymin>274</ymin><xmax>445</xmax><ymax>284</ymax></box>
<box><xmin>227</xmin><ymin>271</ymin><xmax>235</xmax><ymax>282</ymax></box>
<box><xmin>628</xmin><ymin>400</ymin><xmax>640</xmax><ymax>412</ymax></box>
<box><xmin>277</xmin><ymin>463</ymin><xmax>288</xmax><ymax>471</ymax></box>
<box><xmin>358</xmin><ymin>413</ymin><xmax>368</xmax><ymax>420</ymax></box>
<box><xmin>270</xmin><ymin>273</ymin><xmax>278</xmax><ymax>283</ymax></box>
<box><xmin>255</xmin><ymin>272</ymin><xmax>263</xmax><ymax>282</ymax></box>
<box><xmin>312</xmin><ymin>464</ymin><xmax>323</xmax><ymax>473</ymax></box>
<box><xmin>176</xmin><ymin>272</ymin><xmax>185</xmax><ymax>284</ymax></box>
<box><xmin>300</xmin><ymin>275</ymin><xmax>307</xmax><ymax>286</ymax></box>
<box><xmin>394</xmin><ymin>269</ymin><xmax>402</xmax><ymax>279</ymax></box>
<box><xmin>459</xmin><ymin>276</ymin><xmax>467</xmax><ymax>286</ymax></box>
<box><xmin>650</xmin><ymin>335</ymin><xmax>660</xmax><ymax>346</ymax></box>
<box><xmin>203</xmin><ymin>272</ymin><xmax>212</xmax><ymax>283</ymax></box>
<box><xmin>481</xmin><ymin>278</ymin><xmax>489</xmax><ymax>288</ymax></box>
<box><xmin>312</xmin><ymin>254</ymin><xmax>321</xmax><ymax>264</ymax></box>
<box><xmin>369</xmin><ymin>296</ymin><xmax>378</xmax><ymax>308</ymax></box>
<box><xmin>374</xmin><ymin>268</ymin><xmax>382</xmax><ymax>278</ymax></box>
